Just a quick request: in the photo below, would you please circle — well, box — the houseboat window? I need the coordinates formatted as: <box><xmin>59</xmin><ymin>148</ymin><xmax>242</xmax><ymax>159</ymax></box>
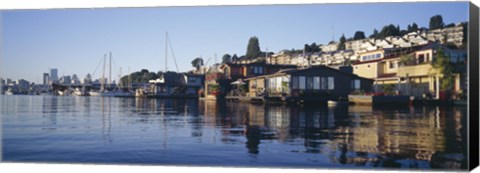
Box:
<box><xmin>299</xmin><ymin>76</ymin><xmax>306</xmax><ymax>90</ymax></box>
<box><xmin>389</xmin><ymin>61</ymin><xmax>397</xmax><ymax>69</ymax></box>
<box><xmin>307</xmin><ymin>77</ymin><xmax>313</xmax><ymax>90</ymax></box>
<box><xmin>259</xmin><ymin>67</ymin><xmax>264</xmax><ymax>74</ymax></box>
<box><xmin>313</xmin><ymin>77</ymin><xmax>320</xmax><ymax>90</ymax></box>
<box><xmin>254</xmin><ymin>67</ymin><xmax>259</xmax><ymax>74</ymax></box>
<box><xmin>354</xmin><ymin>79</ymin><xmax>361</xmax><ymax>89</ymax></box>
<box><xmin>418</xmin><ymin>54</ymin><xmax>425</xmax><ymax>64</ymax></box>
<box><xmin>328</xmin><ymin>77</ymin><xmax>334</xmax><ymax>90</ymax></box>
<box><xmin>188</xmin><ymin>77</ymin><xmax>196</xmax><ymax>82</ymax></box>
<box><xmin>276</xmin><ymin>77</ymin><xmax>283</xmax><ymax>91</ymax></box>
<box><xmin>321</xmin><ymin>77</ymin><xmax>327</xmax><ymax>90</ymax></box>
<box><xmin>426</xmin><ymin>53</ymin><xmax>430</xmax><ymax>61</ymax></box>
<box><xmin>292</xmin><ymin>76</ymin><xmax>299</xmax><ymax>89</ymax></box>
<box><xmin>362</xmin><ymin>53</ymin><xmax>382</xmax><ymax>61</ymax></box>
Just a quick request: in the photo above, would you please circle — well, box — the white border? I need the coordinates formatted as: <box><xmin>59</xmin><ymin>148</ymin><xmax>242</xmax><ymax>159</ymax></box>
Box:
<box><xmin>0</xmin><ymin>0</ymin><xmax>469</xmax><ymax>10</ymax></box>
<box><xmin>0</xmin><ymin>0</ymin><xmax>477</xmax><ymax>173</ymax></box>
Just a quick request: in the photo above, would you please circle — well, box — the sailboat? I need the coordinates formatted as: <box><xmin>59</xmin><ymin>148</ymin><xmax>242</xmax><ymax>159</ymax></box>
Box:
<box><xmin>90</xmin><ymin>52</ymin><xmax>133</xmax><ymax>97</ymax></box>
<box><xmin>89</xmin><ymin>54</ymin><xmax>107</xmax><ymax>96</ymax></box>
<box><xmin>143</xmin><ymin>32</ymin><xmax>181</xmax><ymax>98</ymax></box>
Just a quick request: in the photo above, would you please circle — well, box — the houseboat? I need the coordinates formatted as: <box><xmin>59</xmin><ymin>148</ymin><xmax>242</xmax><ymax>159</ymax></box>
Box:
<box><xmin>244</xmin><ymin>65</ymin><xmax>373</xmax><ymax>104</ymax></box>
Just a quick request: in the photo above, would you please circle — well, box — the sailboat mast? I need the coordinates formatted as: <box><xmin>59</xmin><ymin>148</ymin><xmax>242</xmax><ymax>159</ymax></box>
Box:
<box><xmin>128</xmin><ymin>66</ymin><xmax>131</xmax><ymax>91</ymax></box>
<box><xmin>101</xmin><ymin>54</ymin><xmax>106</xmax><ymax>92</ymax></box>
<box><xmin>109</xmin><ymin>52</ymin><xmax>112</xmax><ymax>88</ymax></box>
<box><xmin>165</xmin><ymin>32</ymin><xmax>168</xmax><ymax>72</ymax></box>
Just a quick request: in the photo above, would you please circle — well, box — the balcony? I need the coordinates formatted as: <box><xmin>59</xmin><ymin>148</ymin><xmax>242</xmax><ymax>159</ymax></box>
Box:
<box><xmin>397</xmin><ymin>63</ymin><xmax>439</xmax><ymax>77</ymax></box>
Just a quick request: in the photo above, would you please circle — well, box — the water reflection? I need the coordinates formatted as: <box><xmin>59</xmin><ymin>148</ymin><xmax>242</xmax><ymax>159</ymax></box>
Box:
<box><xmin>1</xmin><ymin>96</ymin><xmax>467</xmax><ymax>170</ymax></box>
<box><xmin>202</xmin><ymin>101</ymin><xmax>467</xmax><ymax>169</ymax></box>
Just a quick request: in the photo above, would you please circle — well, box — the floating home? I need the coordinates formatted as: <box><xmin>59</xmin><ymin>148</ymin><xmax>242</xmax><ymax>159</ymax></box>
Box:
<box><xmin>243</xmin><ymin>66</ymin><xmax>373</xmax><ymax>103</ymax></box>
<box><xmin>148</xmin><ymin>72</ymin><xmax>204</xmax><ymax>98</ymax></box>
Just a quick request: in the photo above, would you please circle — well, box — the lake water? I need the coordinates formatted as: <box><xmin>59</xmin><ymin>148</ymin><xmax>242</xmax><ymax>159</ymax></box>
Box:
<box><xmin>1</xmin><ymin>95</ymin><xmax>468</xmax><ymax>170</ymax></box>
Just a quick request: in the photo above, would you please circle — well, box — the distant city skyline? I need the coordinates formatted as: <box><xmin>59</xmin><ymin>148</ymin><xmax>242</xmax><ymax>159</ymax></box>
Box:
<box><xmin>1</xmin><ymin>1</ymin><xmax>469</xmax><ymax>83</ymax></box>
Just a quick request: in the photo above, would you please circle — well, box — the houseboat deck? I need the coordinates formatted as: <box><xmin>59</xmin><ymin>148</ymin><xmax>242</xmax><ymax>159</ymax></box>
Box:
<box><xmin>226</xmin><ymin>96</ymin><xmax>265</xmax><ymax>103</ymax></box>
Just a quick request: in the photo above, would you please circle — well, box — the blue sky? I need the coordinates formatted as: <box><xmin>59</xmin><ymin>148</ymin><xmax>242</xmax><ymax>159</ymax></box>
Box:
<box><xmin>1</xmin><ymin>2</ymin><xmax>469</xmax><ymax>83</ymax></box>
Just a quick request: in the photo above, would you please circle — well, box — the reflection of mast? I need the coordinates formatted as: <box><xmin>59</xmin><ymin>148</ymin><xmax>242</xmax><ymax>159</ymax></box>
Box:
<box><xmin>101</xmin><ymin>97</ymin><xmax>112</xmax><ymax>145</ymax></box>
<box><xmin>161</xmin><ymin>99</ymin><xmax>167</xmax><ymax>149</ymax></box>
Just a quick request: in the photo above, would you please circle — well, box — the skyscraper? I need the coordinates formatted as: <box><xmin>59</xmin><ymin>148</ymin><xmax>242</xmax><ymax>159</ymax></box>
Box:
<box><xmin>50</xmin><ymin>68</ymin><xmax>58</xmax><ymax>82</ymax></box>
<box><xmin>43</xmin><ymin>73</ymin><xmax>49</xmax><ymax>85</ymax></box>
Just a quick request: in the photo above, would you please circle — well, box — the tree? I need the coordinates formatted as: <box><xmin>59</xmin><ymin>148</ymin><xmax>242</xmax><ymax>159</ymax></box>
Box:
<box><xmin>429</xmin><ymin>15</ymin><xmax>444</xmax><ymax>30</ymax></box>
<box><xmin>379</xmin><ymin>24</ymin><xmax>400</xmax><ymax>38</ymax></box>
<box><xmin>338</xmin><ymin>34</ymin><xmax>346</xmax><ymax>50</ymax></box>
<box><xmin>353</xmin><ymin>31</ymin><xmax>366</xmax><ymax>40</ymax></box>
<box><xmin>120</xmin><ymin>70</ymin><xmax>159</xmax><ymax>86</ymax></box>
<box><xmin>444</xmin><ymin>23</ymin><xmax>455</xmax><ymax>28</ymax></box>
<box><xmin>191</xmin><ymin>57</ymin><xmax>204</xmax><ymax>70</ymax></box>
<box><xmin>407</xmin><ymin>23</ymin><xmax>419</xmax><ymax>33</ymax></box>
<box><xmin>399</xmin><ymin>54</ymin><xmax>415</xmax><ymax>66</ymax></box>
<box><xmin>304</xmin><ymin>43</ymin><xmax>320</xmax><ymax>53</ymax></box>
<box><xmin>369</xmin><ymin>29</ymin><xmax>379</xmax><ymax>39</ymax></box>
<box><xmin>246</xmin><ymin>36</ymin><xmax>261</xmax><ymax>59</ymax></box>
<box><xmin>432</xmin><ymin>48</ymin><xmax>454</xmax><ymax>90</ymax></box>
<box><xmin>411</xmin><ymin>23</ymin><xmax>419</xmax><ymax>31</ymax></box>
<box><xmin>231</xmin><ymin>54</ymin><xmax>238</xmax><ymax>62</ymax></box>
<box><xmin>222</xmin><ymin>54</ymin><xmax>232</xmax><ymax>64</ymax></box>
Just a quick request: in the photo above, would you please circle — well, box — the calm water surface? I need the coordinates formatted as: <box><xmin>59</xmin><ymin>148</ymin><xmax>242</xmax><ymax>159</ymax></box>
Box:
<box><xmin>1</xmin><ymin>95</ymin><xmax>467</xmax><ymax>170</ymax></box>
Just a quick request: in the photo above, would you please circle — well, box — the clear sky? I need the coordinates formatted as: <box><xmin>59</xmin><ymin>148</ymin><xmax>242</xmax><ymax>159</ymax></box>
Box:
<box><xmin>1</xmin><ymin>1</ymin><xmax>469</xmax><ymax>83</ymax></box>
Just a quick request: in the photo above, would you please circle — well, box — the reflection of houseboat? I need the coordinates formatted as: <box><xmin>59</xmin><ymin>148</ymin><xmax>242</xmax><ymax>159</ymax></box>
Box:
<box><xmin>244</xmin><ymin>66</ymin><xmax>373</xmax><ymax>104</ymax></box>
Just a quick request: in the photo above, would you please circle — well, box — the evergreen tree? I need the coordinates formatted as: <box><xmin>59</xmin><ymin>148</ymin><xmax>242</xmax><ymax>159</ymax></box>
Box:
<box><xmin>412</xmin><ymin>23</ymin><xmax>419</xmax><ymax>31</ymax></box>
<box><xmin>338</xmin><ymin>34</ymin><xmax>346</xmax><ymax>50</ymax></box>
<box><xmin>191</xmin><ymin>57</ymin><xmax>204</xmax><ymax>70</ymax></box>
<box><xmin>232</xmin><ymin>54</ymin><xmax>238</xmax><ymax>61</ymax></box>
<box><xmin>353</xmin><ymin>31</ymin><xmax>366</xmax><ymax>40</ymax></box>
<box><xmin>369</xmin><ymin>29</ymin><xmax>379</xmax><ymax>39</ymax></box>
<box><xmin>379</xmin><ymin>24</ymin><xmax>400</xmax><ymax>38</ymax></box>
<box><xmin>246</xmin><ymin>36</ymin><xmax>261</xmax><ymax>59</ymax></box>
<box><xmin>222</xmin><ymin>54</ymin><xmax>232</xmax><ymax>64</ymax></box>
<box><xmin>310</xmin><ymin>43</ymin><xmax>320</xmax><ymax>52</ymax></box>
<box><xmin>429</xmin><ymin>15</ymin><xmax>444</xmax><ymax>30</ymax></box>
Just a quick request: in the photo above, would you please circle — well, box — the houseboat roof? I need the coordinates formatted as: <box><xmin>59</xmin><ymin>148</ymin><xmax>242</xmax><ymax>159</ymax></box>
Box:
<box><xmin>221</xmin><ymin>62</ymin><xmax>297</xmax><ymax>68</ymax></box>
<box><xmin>245</xmin><ymin>65</ymin><xmax>372</xmax><ymax>81</ymax></box>
<box><xmin>352</xmin><ymin>55</ymin><xmax>401</xmax><ymax>65</ymax></box>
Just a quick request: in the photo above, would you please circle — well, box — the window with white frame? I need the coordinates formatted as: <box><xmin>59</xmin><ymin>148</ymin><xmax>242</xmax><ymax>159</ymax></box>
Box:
<box><xmin>299</xmin><ymin>76</ymin><xmax>306</xmax><ymax>90</ymax></box>
<box><xmin>313</xmin><ymin>77</ymin><xmax>320</xmax><ymax>90</ymax></box>
<box><xmin>307</xmin><ymin>77</ymin><xmax>313</xmax><ymax>90</ymax></box>
<box><xmin>321</xmin><ymin>77</ymin><xmax>327</xmax><ymax>90</ymax></box>
<box><xmin>328</xmin><ymin>77</ymin><xmax>334</xmax><ymax>90</ymax></box>
<box><xmin>354</xmin><ymin>79</ymin><xmax>360</xmax><ymax>89</ymax></box>
<box><xmin>292</xmin><ymin>76</ymin><xmax>299</xmax><ymax>89</ymax></box>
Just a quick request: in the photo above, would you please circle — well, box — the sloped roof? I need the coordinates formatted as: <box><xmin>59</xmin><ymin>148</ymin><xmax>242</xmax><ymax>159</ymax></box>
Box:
<box><xmin>245</xmin><ymin>65</ymin><xmax>372</xmax><ymax>81</ymax></box>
